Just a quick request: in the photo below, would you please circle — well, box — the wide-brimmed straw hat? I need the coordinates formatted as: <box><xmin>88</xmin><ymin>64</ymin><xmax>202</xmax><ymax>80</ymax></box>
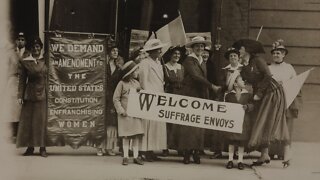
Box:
<box><xmin>186</xmin><ymin>36</ymin><xmax>211</xmax><ymax>48</ymax></box>
<box><xmin>232</xmin><ymin>39</ymin><xmax>265</xmax><ymax>54</ymax></box>
<box><xmin>121</xmin><ymin>61</ymin><xmax>139</xmax><ymax>79</ymax></box>
<box><xmin>226</xmin><ymin>71</ymin><xmax>241</xmax><ymax>91</ymax></box>
<box><xmin>224</xmin><ymin>47</ymin><xmax>240</xmax><ymax>59</ymax></box>
<box><xmin>271</xmin><ymin>39</ymin><xmax>288</xmax><ymax>55</ymax></box>
<box><xmin>142</xmin><ymin>39</ymin><xmax>168</xmax><ymax>52</ymax></box>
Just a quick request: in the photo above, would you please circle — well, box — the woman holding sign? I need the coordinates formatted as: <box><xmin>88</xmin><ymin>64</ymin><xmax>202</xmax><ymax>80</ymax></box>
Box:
<box><xmin>138</xmin><ymin>39</ymin><xmax>168</xmax><ymax>162</ymax></box>
<box><xmin>179</xmin><ymin>36</ymin><xmax>221</xmax><ymax>164</ymax></box>
<box><xmin>16</xmin><ymin>37</ymin><xmax>48</xmax><ymax>157</ymax></box>
<box><xmin>233</xmin><ymin>39</ymin><xmax>289</xmax><ymax>167</ymax></box>
<box><xmin>268</xmin><ymin>39</ymin><xmax>302</xmax><ymax>167</ymax></box>
<box><xmin>162</xmin><ymin>46</ymin><xmax>185</xmax><ymax>154</ymax></box>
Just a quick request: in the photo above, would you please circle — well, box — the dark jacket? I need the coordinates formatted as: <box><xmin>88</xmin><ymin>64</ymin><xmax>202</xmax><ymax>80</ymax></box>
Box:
<box><xmin>181</xmin><ymin>55</ymin><xmax>212</xmax><ymax>99</ymax></box>
<box><xmin>18</xmin><ymin>55</ymin><xmax>47</xmax><ymax>101</ymax></box>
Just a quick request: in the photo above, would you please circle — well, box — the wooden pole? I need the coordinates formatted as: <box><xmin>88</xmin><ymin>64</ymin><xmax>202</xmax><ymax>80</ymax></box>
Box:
<box><xmin>256</xmin><ymin>25</ymin><xmax>263</xmax><ymax>41</ymax></box>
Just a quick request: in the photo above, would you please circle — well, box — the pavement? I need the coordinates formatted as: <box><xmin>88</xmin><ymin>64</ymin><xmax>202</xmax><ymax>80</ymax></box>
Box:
<box><xmin>1</xmin><ymin>141</ymin><xmax>320</xmax><ymax>180</ymax></box>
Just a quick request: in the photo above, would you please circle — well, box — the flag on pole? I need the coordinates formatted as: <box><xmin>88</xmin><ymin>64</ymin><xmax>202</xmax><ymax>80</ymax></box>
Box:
<box><xmin>155</xmin><ymin>14</ymin><xmax>187</xmax><ymax>53</ymax></box>
<box><xmin>282</xmin><ymin>68</ymin><xmax>313</xmax><ymax>108</ymax></box>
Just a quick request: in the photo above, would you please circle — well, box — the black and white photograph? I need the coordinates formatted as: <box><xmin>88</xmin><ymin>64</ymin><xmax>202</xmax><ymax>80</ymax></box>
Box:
<box><xmin>0</xmin><ymin>0</ymin><xmax>319</xmax><ymax>180</ymax></box>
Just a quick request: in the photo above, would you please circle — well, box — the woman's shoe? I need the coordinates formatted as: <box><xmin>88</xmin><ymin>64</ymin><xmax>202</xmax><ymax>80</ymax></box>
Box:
<box><xmin>23</xmin><ymin>147</ymin><xmax>34</xmax><ymax>156</ymax></box>
<box><xmin>39</xmin><ymin>147</ymin><xmax>48</xmax><ymax>158</ymax></box>
<box><xmin>183</xmin><ymin>156</ymin><xmax>190</xmax><ymax>164</ymax></box>
<box><xmin>162</xmin><ymin>149</ymin><xmax>169</xmax><ymax>157</ymax></box>
<box><xmin>192</xmin><ymin>152</ymin><xmax>201</xmax><ymax>164</ymax></box>
<box><xmin>238</xmin><ymin>162</ymin><xmax>245</xmax><ymax>170</ymax></box>
<box><xmin>122</xmin><ymin>157</ymin><xmax>129</xmax><ymax>165</ymax></box>
<box><xmin>106</xmin><ymin>149</ymin><xmax>116</xmax><ymax>156</ymax></box>
<box><xmin>96</xmin><ymin>148</ymin><xmax>103</xmax><ymax>156</ymax></box>
<box><xmin>282</xmin><ymin>160</ymin><xmax>290</xmax><ymax>168</ymax></box>
<box><xmin>251</xmin><ymin>158</ymin><xmax>270</xmax><ymax>166</ymax></box>
<box><xmin>226</xmin><ymin>161</ymin><xmax>234</xmax><ymax>169</ymax></box>
<box><xmin>133</xmin><ymin>157</ymin><xmax>144</xmax><ymax>165</ymax></box>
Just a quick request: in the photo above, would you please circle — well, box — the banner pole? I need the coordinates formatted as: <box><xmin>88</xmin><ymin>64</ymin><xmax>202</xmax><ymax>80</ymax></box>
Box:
<box><xmin>114</xmin><ymin>0</ymin><xmax>119</xmax><ymax>42</ymax></box>
<box><xmin>44</xmin><ymin>30</ymin><xmax>111</xmax><ymax>37</ymax></box>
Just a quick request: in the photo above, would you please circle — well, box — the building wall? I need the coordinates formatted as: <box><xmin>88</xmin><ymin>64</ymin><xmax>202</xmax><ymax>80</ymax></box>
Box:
<box><xmin>249</xmin><ymin>0</ymin><xmax>320</xmax><ymax>142</ymax></box>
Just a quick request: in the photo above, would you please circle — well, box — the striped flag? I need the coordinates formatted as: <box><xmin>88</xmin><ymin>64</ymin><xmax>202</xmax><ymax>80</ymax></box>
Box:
<box><xmin>155</xmin><ymin>14</ymin><xmax>187</xmax><ymax>53</ymax></box>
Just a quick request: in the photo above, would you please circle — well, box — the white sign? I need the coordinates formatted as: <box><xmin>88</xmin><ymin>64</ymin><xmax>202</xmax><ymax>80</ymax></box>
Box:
<box><xmin>127</xmin><ymin>89</ymin><xmax>245</xmax><ymax>133</ymax></box>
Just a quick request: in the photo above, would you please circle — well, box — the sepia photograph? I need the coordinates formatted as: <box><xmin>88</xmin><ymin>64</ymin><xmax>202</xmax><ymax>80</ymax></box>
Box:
<box><xmin>0</xmin><ymin>0</ymin><xmax>319</xmax><ymax>180</ymax></box>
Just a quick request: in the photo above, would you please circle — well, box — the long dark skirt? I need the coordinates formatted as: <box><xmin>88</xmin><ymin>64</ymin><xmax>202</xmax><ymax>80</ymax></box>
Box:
<box><xmin>16</xmin><ymin>100</ymin><xmax>47</xmax><ymax>148</ymax></box>
<box><xmin>248</xmin><ymin>79</ymin><xmax>289</xmax><ymax>149</ymax></box>
<box><xmin>176</xmin><ymin>125</ymin><xmax>204</xmax><ymax>150</ymax></box>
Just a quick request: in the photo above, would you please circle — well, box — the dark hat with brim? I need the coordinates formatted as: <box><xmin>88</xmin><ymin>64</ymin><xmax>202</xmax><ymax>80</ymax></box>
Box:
<box><xmin>31</xmin><ymin>37</ymin><xmax>43</xmax><ymax>48</ymax></box>
<box><xmin>271</xmin><ymin>39</ymin><xmax>288</xmax><ymax>55</ymax></box>
<box><xmin>121</xmin><ymin>61</ymin><xmax>139</xmax><ymax>79</ymax></box>
<box><xmin>271</xmin><ymin>46</ymin><xmax>288</xmax><ymax>55</ymax></box>
<box><xmin>233</xmin><ymin>39</ymin><xmax>265</xmax><ymax>54</ymax></box>
<box><xmin>224</xmin><ymin>47</ymin><xmax>240</xmax><ymax>59</ymax></box>
<box><xmin>162</xmin><ymin>46</ymin><xmax>186</xmax><ymax>63</ymax></box>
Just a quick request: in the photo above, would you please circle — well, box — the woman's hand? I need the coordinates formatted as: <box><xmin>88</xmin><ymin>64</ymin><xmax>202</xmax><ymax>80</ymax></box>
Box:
<box><xmin>212</xmin><ymin>84</ymin><xmax>222</xmax><ymax>94</ymax></box>
<box><xmin>242</xmin><ymin>105</ymin><xmax>248</xmax><ymax>111</ymax></box>
<box><xmin>121</xmin><ymin>112</ymin><xmax>127</xmax><ymax>117</ymax></box>
<box><xmin>253</xmin><ymin>94</ymin><xmax>261</xmax><ymax>101</ymax></box>
<box><xmin>18</xmin><ymin>98</ymin><xmax>23</xmax><ymax>105</ymax></box>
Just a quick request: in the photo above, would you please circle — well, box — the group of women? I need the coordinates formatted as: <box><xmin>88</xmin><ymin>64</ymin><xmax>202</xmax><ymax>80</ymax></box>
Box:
<box><xmin>12</xmin><ymin>34</ymin><xmax>301</xmax><ymax>169</ymax></box>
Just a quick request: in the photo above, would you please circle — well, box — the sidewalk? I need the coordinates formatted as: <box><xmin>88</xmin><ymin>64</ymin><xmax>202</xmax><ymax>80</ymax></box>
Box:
<box><xmin>1</xmin><ymin>141</ymin><xmax>320</xmax><ymax>180</ymax></box>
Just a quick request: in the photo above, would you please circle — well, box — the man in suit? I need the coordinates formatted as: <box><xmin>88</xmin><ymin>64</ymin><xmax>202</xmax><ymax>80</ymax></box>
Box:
<box><xmin>15</xmin><ymin>32</ymin><xmax>29</xmax><ymax>58</ymax></box>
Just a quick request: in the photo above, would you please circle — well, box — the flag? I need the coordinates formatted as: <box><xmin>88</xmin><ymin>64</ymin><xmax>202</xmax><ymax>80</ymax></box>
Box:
<box><xmin>282</xmin><ymin>68</ymin><xmax>313</xmax><ymax>108</ymax></box>
<box><xmin>155</xmin><ymin>14</ymin><xmax>187</xmax><ymax>53</ymax></box>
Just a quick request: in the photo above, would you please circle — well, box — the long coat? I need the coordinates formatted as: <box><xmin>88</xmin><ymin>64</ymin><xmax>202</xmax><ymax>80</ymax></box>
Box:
<box><xmin>1</xmin><ymin>49</ymin><xmax>22</xmax><ymax>123</ymax></box>
<box><xmin>105</xmin><ymin>59</ymin><xmax>122</xmax><ymax>127</ymax></box>
<box><xmin>177</xmin><ymin>54</ymin><xmax>212</xmax><ymax>150</ymax></box>
<box><xmin>113</xmin><ymin>79</ymin><xmax>144</xmax><ymax>137</ymax></box>
<box><xmin>16</xmin><ymin>54</ymin><xmax>47</xmax><ymax>148</ymax></box>
<box><xmin>138</xmin><ymin>57</ymin><xmax>167</xmax><ymax>151</ymax></box>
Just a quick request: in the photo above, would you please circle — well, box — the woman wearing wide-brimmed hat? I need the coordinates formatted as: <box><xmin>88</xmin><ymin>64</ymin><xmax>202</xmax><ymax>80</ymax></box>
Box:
<box><xmin>233</xmin><ymin>39</ymin><xmax>288</xmax><ymax>167</ymax></box>
<box><xmin>178</xmin><ymin>36</ymin><xmax>221</xmax><ymax>164</ymax></box>
<box><xmin>268</xmin><ymin>39</ymin><xmax>302</xmax><ymax>167</ymax></box>
<box><xmin>138</xmin><ymin>39</ymin><xmax>168</xmax><ymax>161</ymax></box>
<box><xmin>16</xmin><ymin>37</ymin><xmax>48</xmax><ymax>157</ymax></box>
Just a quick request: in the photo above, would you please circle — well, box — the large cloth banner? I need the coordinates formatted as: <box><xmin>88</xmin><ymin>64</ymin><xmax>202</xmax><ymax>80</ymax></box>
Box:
<box><xmin>127</xmin><ymin>90</ymin><xmax>245</xmax><ymax>133</ymax></box>
<box><xmin>47</xmin><ymin>36</ymin><xmax>106</xmax><ymax>148</ymax></box>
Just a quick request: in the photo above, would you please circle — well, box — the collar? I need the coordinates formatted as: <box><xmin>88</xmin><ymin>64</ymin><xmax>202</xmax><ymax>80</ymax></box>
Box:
<box><xmin>275</xmin><ymin>61</ymin><xmax>284</xmax><ymax>64</ymax></box>
<box><xmin>222</xmin><ymin>64</ymin><xmax>243</xmax><ymax>70</ymax></box>
<box><xmin>16</xmin><ymin>47</ymin><xmax>25</xmax><ymax>52</ymax></box>
<box><xmin>23</xmin><ymin>54</ymin><xmax>43</xmax><ymax>63</ymax></box>
<box><xmin>189</xmin><ymin>53</ymin><xmax>203</xmax><ymax>65</ymax></box>
<box><xmin>165</xmin><ymin>62</ymin><xmax>181</xmax><ymax>71</ymax></box>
